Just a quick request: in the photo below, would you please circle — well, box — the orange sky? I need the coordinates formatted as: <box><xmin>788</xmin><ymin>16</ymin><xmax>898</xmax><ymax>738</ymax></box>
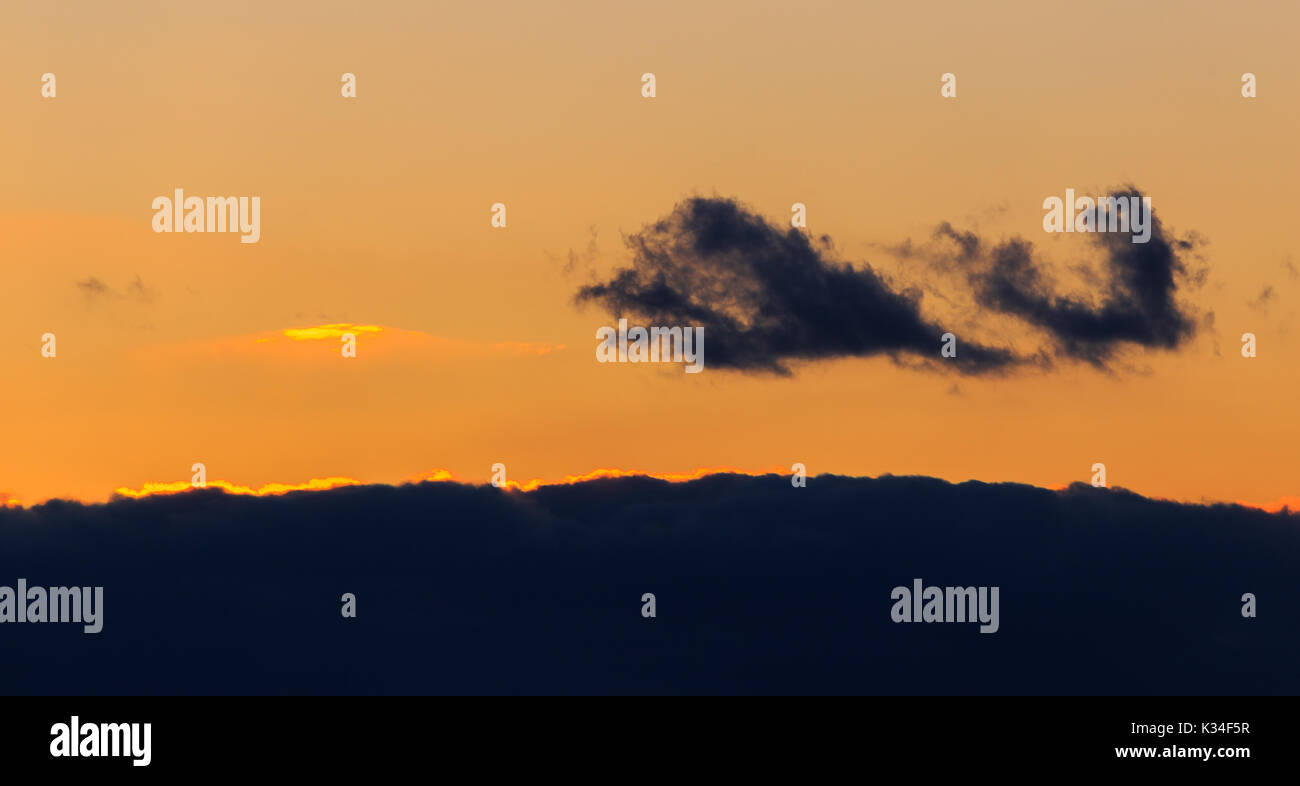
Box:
<box><xmin>2</xmin><ymin>0</ymin><xmax>1298</xmax><ymax>508</ymax></box>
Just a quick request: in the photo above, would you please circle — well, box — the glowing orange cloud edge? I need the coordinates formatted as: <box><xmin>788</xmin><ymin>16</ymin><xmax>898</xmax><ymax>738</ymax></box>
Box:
<box><xmin>101</xmin><ymin>466</ymin><xmax>791</xmax><ymax>503</ymax></box>
<box><xmin>1</xmin><ymin>473</ymin><xmax>1292</xmax><ymax>512</ymax></box>
<box><xmin>112</xmin><ymin>477</ymin><xmax>369</xmax><ymax>499</ymax></box>
<box><xmin>1246</xmin><ymin>496</ymin><xmax>1300</xmax><ymax>514</ymax></box>
<box><xmin>495</xmin><ymin>465</ymin><xmax>791</xmax><ymax>492</ymax></box>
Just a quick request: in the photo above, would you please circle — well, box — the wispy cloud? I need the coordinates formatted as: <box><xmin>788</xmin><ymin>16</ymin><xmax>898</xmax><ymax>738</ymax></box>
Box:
<box><xmin>76</xmin><ymin>274</ymin><xmax>157</xmax><ymax>307</ymax></box>
<box><xmin>1248</xmin><ymin>285</ymin><xmax>1274</xmax><ymax>312</ymax></box>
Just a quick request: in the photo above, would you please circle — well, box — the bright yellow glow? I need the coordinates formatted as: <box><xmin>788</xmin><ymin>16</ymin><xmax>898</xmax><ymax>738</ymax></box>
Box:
<box><xmin>282</xmin><ymin>324</ymin><xmax>384</xmax><ymax>341</ymax></box>
<box><xmin>113</xmin><ymin>476</ymin><xmax>366</xmax><ymax>499</ymax></box>
<box><xmin>108</xmin><ymin>466</ymin><xmax>789</xmax><ymax>501</ymax></box>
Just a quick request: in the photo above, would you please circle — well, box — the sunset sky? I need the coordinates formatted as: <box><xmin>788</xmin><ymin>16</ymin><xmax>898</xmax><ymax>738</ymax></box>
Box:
<box><xmin>3</xmin><ymin>0</ymin><xmax>1298</xmax><ymax>508</ymax></box>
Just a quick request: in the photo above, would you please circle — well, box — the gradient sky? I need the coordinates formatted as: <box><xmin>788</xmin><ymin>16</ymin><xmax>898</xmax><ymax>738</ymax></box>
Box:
<box><xmin>3</xmin><ymin>0</ymin><xmax>1298</xmax><ymax>506</ymax></box>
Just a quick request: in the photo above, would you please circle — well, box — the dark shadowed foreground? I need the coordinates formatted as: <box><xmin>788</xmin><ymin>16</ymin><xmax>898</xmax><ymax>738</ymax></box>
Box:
<box><xmin>0</xmin><ymin>474</ymin><xmax>1294</xmax><ymax>695</ymax></box>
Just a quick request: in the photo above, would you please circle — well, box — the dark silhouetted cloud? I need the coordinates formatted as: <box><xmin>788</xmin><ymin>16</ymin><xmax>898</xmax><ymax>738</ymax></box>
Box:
<box><xmin>908</xmin><ymin>187</ymin><xmax>1202</xmax><ymax>369</ymax></box>
<box><xmin>972</xmin><ymin>215</ymin><xmax>1196</xmax><ymax>364</ymax></box>
<box><xmin>579</xmin><ymin>191</ymin><xmax>1205</xmax><ymax>376</ymax></box>
<box><xmin>0</xmin><ymin>474</ymin><xmax>1295</xmax><ymax>695</ymax></box>
<box><xmin>576</xmin><ymin>197</ymin><xmax>1021</xmax><ymax>376</ymax></box>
